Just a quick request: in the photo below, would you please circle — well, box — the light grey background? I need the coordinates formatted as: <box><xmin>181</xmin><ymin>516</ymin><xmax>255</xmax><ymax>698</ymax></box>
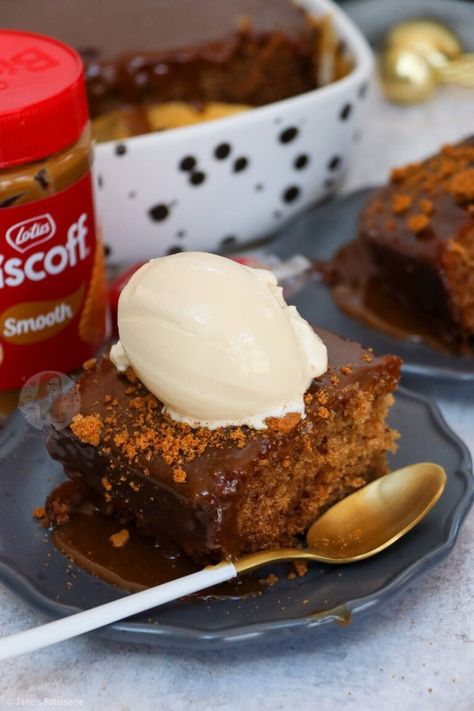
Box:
<box><xmin>1</xmin><ymin>1</ymin><xmax>474</xmax><ymax>709</ymax></box>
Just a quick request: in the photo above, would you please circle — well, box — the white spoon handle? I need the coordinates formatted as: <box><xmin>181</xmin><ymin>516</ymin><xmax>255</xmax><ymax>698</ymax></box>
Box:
<box><xmin>0</xmin><ymin>562</ymin><xmax>237</xmax><ymax>660</ymax></box>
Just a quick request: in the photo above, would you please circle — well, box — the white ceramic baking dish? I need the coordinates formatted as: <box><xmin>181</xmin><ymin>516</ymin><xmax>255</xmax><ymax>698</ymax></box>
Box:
<box><xmin>93</xmin><ymin>0</ymin><xmax>373</xmax><ymax>263</ymax></box>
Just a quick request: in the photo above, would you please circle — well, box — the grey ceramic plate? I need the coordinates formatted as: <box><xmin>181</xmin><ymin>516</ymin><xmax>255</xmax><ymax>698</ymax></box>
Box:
<box><xmin>272</xmin><ymin>188</ymin><xmax>474</xmax><ymax>381</ymax></box>
<box><xmin>0</xmin><ymin>388</ymin><xmax>472</xmax><ymax>650</ymax></box>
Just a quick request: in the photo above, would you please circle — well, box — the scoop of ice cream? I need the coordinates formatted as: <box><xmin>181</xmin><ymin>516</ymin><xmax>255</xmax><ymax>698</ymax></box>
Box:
<box><xmin>110</xmin><ymin>252</ymin><xmax>327</xmax><ymax>429</ymax></box>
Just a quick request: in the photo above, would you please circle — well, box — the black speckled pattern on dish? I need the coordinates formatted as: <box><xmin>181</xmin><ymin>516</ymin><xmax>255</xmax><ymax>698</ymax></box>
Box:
<box><xmin>0</xmin><ymin>389</ymin><xmax>472</xmax><ymax>650</ymax></box>
<box><xmin>98</xmin><ymin>99</ymin><xmax>363</xmax><ymax>261</ymax></box>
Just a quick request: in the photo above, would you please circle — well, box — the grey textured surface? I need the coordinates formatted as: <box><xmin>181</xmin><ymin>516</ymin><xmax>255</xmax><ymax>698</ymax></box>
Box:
<box><xmin>1</xmin><ymin>47</ymin><xmax>474</xmax><ymax>711</ymax></box>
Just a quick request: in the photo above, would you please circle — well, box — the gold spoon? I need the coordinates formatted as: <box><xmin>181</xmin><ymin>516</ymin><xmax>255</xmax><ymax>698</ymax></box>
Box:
<box><xmin>380</xmin><ymin>20</ymin><xmax>474</xmax><ymax>103</ymax></box>
<box><xmin>0</xmin><ymin>462</ymin><xmax>446</xmax><ymax>659</ymax></box>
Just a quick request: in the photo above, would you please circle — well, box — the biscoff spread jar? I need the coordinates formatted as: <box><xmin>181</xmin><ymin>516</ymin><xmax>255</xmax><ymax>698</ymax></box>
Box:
<box><xmin>0</xmin><ymin>30</ymin><xmax>107</xmax><ymax>413</ymax></box>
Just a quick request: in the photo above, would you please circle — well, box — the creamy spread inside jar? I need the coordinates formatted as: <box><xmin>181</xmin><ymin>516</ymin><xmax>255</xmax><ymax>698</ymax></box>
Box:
<box><xmin>0</xmin><ymin>30</ymin><xmax>107</xmax><ymax>417</ymax></box>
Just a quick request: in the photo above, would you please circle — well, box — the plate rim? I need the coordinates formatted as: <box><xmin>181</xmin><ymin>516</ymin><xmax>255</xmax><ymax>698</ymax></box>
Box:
<box><xmin>0</xmin><ymin>386</ymin><xmax>472</xmax><ymax>649</ymax></box>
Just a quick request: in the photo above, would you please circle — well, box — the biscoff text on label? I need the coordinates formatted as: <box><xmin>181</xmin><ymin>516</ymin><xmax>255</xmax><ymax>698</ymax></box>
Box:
<box><xmin>0</xmin><ymin>212</ymin><xmax>90</xmax><ymax>288</ymax></box>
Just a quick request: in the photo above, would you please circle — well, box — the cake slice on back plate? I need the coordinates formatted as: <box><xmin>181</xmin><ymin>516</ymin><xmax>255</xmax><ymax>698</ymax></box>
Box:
<box><xmin>356</xmin><ymin>137</ymin><xmax>474</xmax><ymax>353</ymax></box>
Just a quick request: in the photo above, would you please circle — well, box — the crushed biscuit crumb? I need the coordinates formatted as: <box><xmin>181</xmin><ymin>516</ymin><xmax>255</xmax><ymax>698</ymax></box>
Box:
<box><xmin>173</xmin><ymin>466</ymin><xmax>187</xmax><ymax>483</ymax></box>
<box><xmin>392</xmin><ymin>193</ymin><xmax>412</xmax><ymax>214</ymax></box>
<box><xmin>45</xmin><ymin>497</ymin><xmax>71</xmax><ymax>526</ymax></box>
<box><xmin>419</xmin><ymin>198</ymin><xmax>434</xmax><ymax>215</ymax></box>
<box><xmin>260</xmin><ymin>573</ymin><xmax>278</xmax><ymax>587</ymax></box>
<box><xmin>71</xmin><ymin>413</ymin><xmax>102</xmax><ymax>446</ymax></box>
<box><xmin>267</xmin><ymin>412</ymin><xmax>301</xmax><ymax>434</ymax></box>
<box><xmin>407</xmin><ymin>214</ymin><xmax>431</xmax><ymax>234</ymax></box>
<box><xmin>101</xmin><ymin>477</ymin><xmax>112</xmax><ymax>492</ymax></box>
<box><xmin>293</xmin><ymin>560</ymin><xmax>308</xmax><ymax>577</ymax></box>
<box><xmin>83</xmin><ymin>358</ymin><xmax>97</xmax><ymax>371</ymax></box>
<box><xmin>109</xmin><ymin>529</ymin><xmax>130</xmax><ymax>548</ymax></box>
<box><xmin>449</xmin><ymin>168</ymin><xmax>474</xmax><ymax>203</ymax></box>
<box><xmin>229</xmin><ymin>428</ymin><xmax>247</xmax><ymax>448</ymax></box>
<box><xmin>125</xmin><ymin>367</ymin><xmax>139</xmax><ymax>384</ymax></box>
<box><xmin>129</xmin><ymin>397</ymin><xmax>145</xmax><ymax>410</ymax></box>
<box><xmin>385</xmin><ymin>145</ymin><xmax>474</xmax><ymax>224</ymax></box>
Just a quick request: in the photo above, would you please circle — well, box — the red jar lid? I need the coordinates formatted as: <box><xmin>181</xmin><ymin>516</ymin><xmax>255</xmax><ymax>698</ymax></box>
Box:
<box><xmin>0</xmin><ymin>30</ymin><xmax>89</xmax><ymax>168</ymax></box>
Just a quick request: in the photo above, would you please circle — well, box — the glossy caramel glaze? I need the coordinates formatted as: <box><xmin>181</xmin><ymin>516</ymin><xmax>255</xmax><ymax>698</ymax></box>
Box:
<box><xmin>46</xmin><ymin>480</ymin><xmax>263</xmax><ymax>597</ymax></box>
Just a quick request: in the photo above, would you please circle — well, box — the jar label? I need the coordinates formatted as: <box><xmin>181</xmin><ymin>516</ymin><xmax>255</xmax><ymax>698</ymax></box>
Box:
<box><xmin>0</xmin><ymin>171</ymin><xmax>106</xmax><ymax>389</ymax></box>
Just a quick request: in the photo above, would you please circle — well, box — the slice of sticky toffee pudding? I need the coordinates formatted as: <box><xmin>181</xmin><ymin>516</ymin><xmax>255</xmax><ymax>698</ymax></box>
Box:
<box><xmin>47</xmin><ymin>253</ymin><xmax>401</xmax><ymax>563</ymax></box>
<box><xmin>47</xmin><ymin>327</ymin><xmax>400</xmax><ymax>563</ymax></box>
<box><xmin>328</xmin><ymin>138</ymin><xmax>474</xmax><ymax>353</ymax></box>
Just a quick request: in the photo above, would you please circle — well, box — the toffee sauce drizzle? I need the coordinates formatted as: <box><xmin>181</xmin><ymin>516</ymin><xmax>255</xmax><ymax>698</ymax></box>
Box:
<box><xmin>323</xmin><ymin>242</ymin><xmax>458</xmax><ymax>355</ymax></box>
<box><xmin>47</xmin><ymin>481</ymin><xmax>263</xmax><ymax>599</ymax></box>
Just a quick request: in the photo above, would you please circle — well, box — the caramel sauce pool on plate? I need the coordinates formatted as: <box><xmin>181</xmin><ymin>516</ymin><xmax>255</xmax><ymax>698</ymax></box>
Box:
<box><xmin>48</xmin><ymin>481</ymin><xmax>263</xmax><ymax>598</ymax></box>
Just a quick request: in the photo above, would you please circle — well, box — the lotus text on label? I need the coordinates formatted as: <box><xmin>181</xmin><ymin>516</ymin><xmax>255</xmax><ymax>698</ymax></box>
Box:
<box><xmin>5</xmin><ymin>213</ymin><xmax>56</xmax><ymax>253</ymax></box>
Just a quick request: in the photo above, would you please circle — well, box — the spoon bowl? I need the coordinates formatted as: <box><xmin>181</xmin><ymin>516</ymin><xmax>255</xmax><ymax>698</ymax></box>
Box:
<box><xmin>306</xmin><ymin>462</ymin><xmax>446</xmax><ymax>560</ymax></box>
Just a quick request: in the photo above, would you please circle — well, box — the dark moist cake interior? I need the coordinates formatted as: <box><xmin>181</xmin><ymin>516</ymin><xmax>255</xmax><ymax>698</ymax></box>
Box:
<box><xmin>46</xmin><ymin>327</ymin><xmax>401</xmax><ymax>563</ymax></box>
